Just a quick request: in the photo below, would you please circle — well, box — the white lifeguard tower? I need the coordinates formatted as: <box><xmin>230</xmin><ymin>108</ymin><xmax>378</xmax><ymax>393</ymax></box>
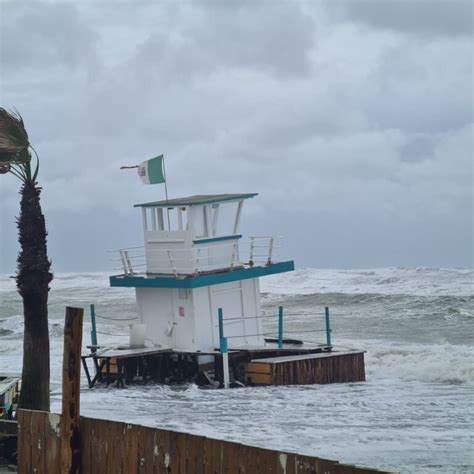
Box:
<box><xmin>82</xmin><ymin>192</ymin><xmax>365</xmax><ymax>389</ymax></box>
<box><xmin>110</xmin><ymin>193</ymin><xmax>294</xmax><ymax>353</ymax></box>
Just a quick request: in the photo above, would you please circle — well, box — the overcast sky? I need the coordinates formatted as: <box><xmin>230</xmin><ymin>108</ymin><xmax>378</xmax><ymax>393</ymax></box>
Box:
<box><xmin>0</xmin><ymin>0</ymin><xmax>473</xmax><ymax>273</ymax></box>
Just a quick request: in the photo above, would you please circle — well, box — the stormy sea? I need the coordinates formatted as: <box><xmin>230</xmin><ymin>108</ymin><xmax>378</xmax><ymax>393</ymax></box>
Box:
<box><xmin>1</xmin><ymin>267</ymin><xmax>473</xmax><ymax>473</ymax></box>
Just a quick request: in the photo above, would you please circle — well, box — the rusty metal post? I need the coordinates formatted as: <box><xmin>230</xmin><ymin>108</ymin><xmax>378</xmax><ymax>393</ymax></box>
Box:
<box><xmin>60</xmin><ymin>306</ymin><xmax>83</xmax><ymax>474</ymax></box>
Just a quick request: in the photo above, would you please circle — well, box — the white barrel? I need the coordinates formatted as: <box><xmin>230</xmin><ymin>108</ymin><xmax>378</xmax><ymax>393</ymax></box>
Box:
<box><xmin>130</xmin><ymin>323</ymin><xmax>146</xmax><ymax>348</ymax></box>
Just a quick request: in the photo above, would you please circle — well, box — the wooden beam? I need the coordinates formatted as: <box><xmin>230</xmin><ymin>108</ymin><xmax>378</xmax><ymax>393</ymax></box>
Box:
<box><xmin>60</xmin><ymin>307</ymin><xmax>84</xmax><ymax>474</ymax></box>
<box><xmin>245</xmin><ymin>362</ymin><xmax>271</xmax><ymax>374</ymax></box>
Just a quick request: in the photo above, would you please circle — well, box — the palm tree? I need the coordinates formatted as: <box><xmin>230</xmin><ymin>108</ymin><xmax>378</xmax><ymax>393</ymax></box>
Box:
<box><xmin>0</xmin><ymin>108</ymin><xmax>52</xmax><ymax>411</ymax></box>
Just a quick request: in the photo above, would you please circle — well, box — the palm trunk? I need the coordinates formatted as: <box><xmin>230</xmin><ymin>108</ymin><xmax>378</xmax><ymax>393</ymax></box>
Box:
<box><xmin>17</xmin><ymin>179</ymin><xmax>52</xmax><ymax>411</ymax></box>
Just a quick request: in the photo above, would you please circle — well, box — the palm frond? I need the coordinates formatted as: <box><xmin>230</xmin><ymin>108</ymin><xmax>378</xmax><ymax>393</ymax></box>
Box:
<box><xmin>0</xmin><ymin>162</ymin><xmax>11</xmax><ymax>174</ymax></box>
<box><xmin>0</xmin><ymin>108</ymin><xmax>30</xmax><ymax>165</ymax></box>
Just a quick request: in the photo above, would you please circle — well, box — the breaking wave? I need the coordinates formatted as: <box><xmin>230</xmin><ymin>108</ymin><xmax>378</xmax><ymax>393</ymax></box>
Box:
<box><xmin>261</xmin><ymin>267</ymin><xmax>473</xmax><ymax>297</ymax></box>
<box><xmin>363</xmin><ymin>340</ymin><xmax>474</xmax><ymax>385</ymax></box>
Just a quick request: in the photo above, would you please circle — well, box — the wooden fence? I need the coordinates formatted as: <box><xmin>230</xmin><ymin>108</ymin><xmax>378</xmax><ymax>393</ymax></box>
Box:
<box><xmin>17</xmin><ymin>409</ymin><xmax>392</xmax><ymax>474</ymax></box>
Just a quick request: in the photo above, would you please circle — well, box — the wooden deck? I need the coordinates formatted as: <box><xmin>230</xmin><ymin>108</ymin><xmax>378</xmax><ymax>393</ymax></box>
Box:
<box><xmin>245</xmin><ymin>351</ymin><xmax>366</xmax><ymax>385</ymax></box>
<box><xmin>81</xmin><ymin>343</ymin><xmax>329</xmax><ymax>387</ymax></box>
<box><xmin>81</xmin><ymin>344</ymin><xmax>366</xmax><ymax>388</ymax></box>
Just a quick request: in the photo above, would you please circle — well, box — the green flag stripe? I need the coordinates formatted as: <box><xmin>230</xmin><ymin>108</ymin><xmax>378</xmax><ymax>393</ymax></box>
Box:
<box><xmin>147</xmin><ymin>155</ymin><xmax>165</xmax><ymax>184</ymax></box>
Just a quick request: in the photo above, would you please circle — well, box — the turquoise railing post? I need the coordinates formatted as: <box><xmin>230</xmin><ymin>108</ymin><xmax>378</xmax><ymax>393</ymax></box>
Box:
<box><xmin>218</xmin><ymin>308</ymin><xmax>229</xmax><ymax>388</ymax></box>
<box><xmin>220</xmin><ymin>335</ymin><xmax>228</xmax><ymax>353</ymax></box>
<box><xmin>90</xmin><ymin>304</ymin><xmax>98</xmax><ymax>346</ymax></box>
<box><xmin>325</xmin><ymin>306</ymin><xmax>332</xmax><ymax>347</ymax></box>
<box><xmin>278</xmin><ymin>306</ymin><xmax>283</xmax><ymax>349</ymax></box>
<box><xmin>218</xmin><ymin>307</ymin><xmax>224</xmax><ymax>345</ymax></box>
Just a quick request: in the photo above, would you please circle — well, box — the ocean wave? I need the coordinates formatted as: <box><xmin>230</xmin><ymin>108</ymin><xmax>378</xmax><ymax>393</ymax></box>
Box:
<box><xmin>363</xmin><ymin>340</ymin><xmax>474</xmax><ymax>384</ymax></box>
<box><xmin>261</xmin><ymin>267</ymin><xmax>474</xmax><ymax>297</ymax></box>
<box><xmin>0</xmin><ymin>314</ymin><xmax>23</xmax><ymax>336</ymax></box>
<box><xmin>3</xmin><ymin>267</ymin><xmax>472</xmax><ymax>297</ymax></box>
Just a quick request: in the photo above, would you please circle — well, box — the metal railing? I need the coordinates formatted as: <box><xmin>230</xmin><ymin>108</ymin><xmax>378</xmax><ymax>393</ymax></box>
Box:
<box><xmin>217</xmin><ymin>306</ymin><xmax>333</xmax><ymax>349</ymax></box>
<box><xmin>217</xmin><ymin>306</ymin><xmax>332</xmax><ymax>389</ymax></box>
<box><xmin>110</xmin><ymin>236</ymin><xmax>282</xmax><ymax>276</ymax></box>
<box><xmin>248</xmin><ymin>236</ymin><xmax>278</xmax><ymax>267</ymax></box>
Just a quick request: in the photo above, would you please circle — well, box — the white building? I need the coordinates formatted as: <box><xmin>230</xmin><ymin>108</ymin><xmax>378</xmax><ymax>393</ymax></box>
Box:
<box><xmin>110</xmin><ymin>194</ymin><xmax>294</xmax><ymax>353</ymax></box>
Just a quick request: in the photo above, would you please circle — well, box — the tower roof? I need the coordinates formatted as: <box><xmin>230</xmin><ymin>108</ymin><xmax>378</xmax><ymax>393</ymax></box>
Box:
<box><xmin>134</xmin><ymin>193</ymin><xmax>258</xmax><ymax>208</ymax></box>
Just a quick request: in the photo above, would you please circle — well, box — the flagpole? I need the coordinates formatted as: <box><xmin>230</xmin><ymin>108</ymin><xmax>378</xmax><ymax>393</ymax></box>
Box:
<box><xmin>162</xmin><ymin>154</ymin><xmax>171</xmax><ymax>230</ymax></box>
<box><xmin>162</xmin><ymin>154</ymin><xmax>169</xmax><ymax>202</ymax></box>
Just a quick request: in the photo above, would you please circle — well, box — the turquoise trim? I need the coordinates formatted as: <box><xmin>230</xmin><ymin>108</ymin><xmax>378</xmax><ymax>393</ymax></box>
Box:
<box><xmin>109</xmin><ymin>261</ymin><xmax>295</xmax><ymax>289</ymax></box>
<box><xmin>193</xmin><ymin>234</ymin><xmax>242</xmax><ymax>244</ymax></box>
<box><xmin>90</xmin><ymin>304</ymin><xmax>98</xmax><ymax>346</ymax></box>
<box><xmin>134</xmin><ymin>193</ymin><xmax>257</xmax><ymax>208</ymax></box>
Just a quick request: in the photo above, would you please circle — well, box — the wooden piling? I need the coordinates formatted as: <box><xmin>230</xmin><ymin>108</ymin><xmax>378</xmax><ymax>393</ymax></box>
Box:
<box><xmin>60</xmin><ymin>306</ymin><xmax>84</xmax><ymax>474</ymax></box>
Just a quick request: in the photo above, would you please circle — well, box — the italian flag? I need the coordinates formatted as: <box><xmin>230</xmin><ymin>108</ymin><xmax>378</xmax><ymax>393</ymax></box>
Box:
<box><xmin>137</xmin><ymin>155</ymin><xmax>165</xmax><ymax>185</ymax></box>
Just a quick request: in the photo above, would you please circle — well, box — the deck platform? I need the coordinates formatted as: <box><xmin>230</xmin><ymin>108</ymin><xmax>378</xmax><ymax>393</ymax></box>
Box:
<box><xmin>81</xmin><ymin>346</ymin><xmax>173</xmax><ymax>388</ymax></box>
<box><xmin>245</xmin><ymin>350</ymin><xmax>366</xmax><ymax>385</ymax></box>
<box><xmin>81</xmin><ymin>344</ymin><xmax>366</xmax><ymax>388</ymax></box>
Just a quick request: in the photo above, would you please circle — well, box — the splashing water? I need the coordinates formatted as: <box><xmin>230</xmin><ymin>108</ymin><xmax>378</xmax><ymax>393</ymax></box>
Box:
<box><xmin>0</xmin><ymin>267</ymin><xmax>473</xmax><ymax>473</ymax></box>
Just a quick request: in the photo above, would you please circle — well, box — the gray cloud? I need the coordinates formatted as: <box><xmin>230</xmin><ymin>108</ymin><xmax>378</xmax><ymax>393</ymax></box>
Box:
<box><xmin>330</xmin><ymin>0</ymin><xmax>473</xmax><ymax>37</ymax></box>
<box><xmin>400</xmin><ymin>136</ymin><xmax>435</xmax><ymax>162</ymax></box>
<box><xmin>0</xmin><ymin>3</ymin><xmax>99</xmax><ymax>73</ymax></box>
<box><xmin>190</xmin><ymin>2</ymin><xmax>315</xmax><ymax>78</ymax></box>
<box><xmin>122</xmin><ymin>1</ymin><xmax>315</xmax><ymax>87</ymax></box>
<box><xmin>0</xmin><ymin>1</ymin><xmax>472</xmax><ymax>272</ymax></box>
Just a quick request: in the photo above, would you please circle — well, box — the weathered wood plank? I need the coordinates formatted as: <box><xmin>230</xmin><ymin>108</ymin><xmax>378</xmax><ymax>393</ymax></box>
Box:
<box><xmin>44</xmin><ymin>412</ymin><xmax>61</xmax><ymax>474</ymax></box>
<box><xmin>97</xmin><ymin>357</ymin><xmax>119</xmax><ymax>374</ymax></box>
<box><xmin>296</xmin><ymin>454</ymin><xmax>318</xmax><ymax>473</ymax></box>
<box><xmin>99</xmin><ymin>418</ymin><xmax>108</xmax><ymax>471</ymax></box>
<box><xmin>204</xmin><ymin>437</ymin><xmax>222</xmax><ymax>474</ymax></box>
<box><xmin>126</xmin><ymin>423</ymin><xmax>140</xmax><ymax>473</ymax></box>
<box><xmin>259</xmin><ymin>447</ymin><xmax>279</xmax><ymax>473</ymax></box>
<box><xmin>60</xmin><ymin>306</ymin><xmax>84</xmax><ymax>473</ymax></box>
<box><xmin>240</xmin><ymin>444</ymin><xmax>260</xmax><ymax>473</ymax></box>
<box><xmin>252</xmin><ymin>352</ymin><xmax>366</xmax><ymax>386</ymax></box>
<box><xmin>187</xmin><ymin>434</ymin><xmax>205</xmax><ymax>474</ymax></box>
<box><xmin>105</xmin><ymin>420</ymin><xmax>118</xmax><ymax>474</ymax></box>
<box><xmin>30</xmin><ymin>410</ymin><xmax>46</xmax><ymax>473</ymax></box>
<box><xmin>117</xmin><ymin>421</ymin><xmax>129</xmax><ymax>473</ymax></box>
<box><xmin>89</xmin><ymin>418</ymin><xmax>99</xmax><ymax>471</ymax></box>
<box><xmin>315</xmin><ymin>456</ymin><xmax>339</xmax><ymax>473</ymax></box>
<box><xmin>334</xmin><ymin>464</ymin><xmax>356</xmax><ymax>474</ymax></box>
<box><xmin>155</xmin><ymin>429</ymin><xmax>171</xmax><ymax>473</ymax></box>
<box><xmin>169</xmin><ymin>430</ymin><xmax>187</xmax><ymax>474</ymax></box>
<box><xmin>17</xmin><ymin>406</ymin><xmax>394</xmax><ymax>474</ymax></box>
<box><xmin>276</xmin><ymin>452</ymin><xmax>297</xmax><ymax>474</ymax></box>
<box><xmin>137</xmin><ymin>425</ymin><xmax>156</xmax><ymax>474</ymax></box>
<box><xmin>17</xmin><ymin>410</ymin><xmax>31</xmax><ymax>473</ymax></box>
<box><xmin>79</xmin><ymin>417</ymin><xmax>92</xmax><ymax>474</ymax></box>
<box><xmin>221</xmin><ymin>440</ymin><xmax>241</xmax><ymax>474</ymax></box>
<box><xmin>246</xmin><ymin>362</ymin><xmax>272</xmax><ymax>374</ymax></box>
